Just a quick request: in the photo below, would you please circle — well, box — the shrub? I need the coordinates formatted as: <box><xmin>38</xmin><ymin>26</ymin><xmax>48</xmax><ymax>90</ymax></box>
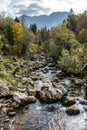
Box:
<box><xmin>58</xmin><ymin>49</ymin><xmax>83</xmax><ymax>74</ymax></box>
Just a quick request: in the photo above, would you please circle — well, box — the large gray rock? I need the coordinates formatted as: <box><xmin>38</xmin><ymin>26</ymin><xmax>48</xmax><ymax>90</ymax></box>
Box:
<box><xmin>0</xmin><ymin>80</ymin><xmax>10</xmax><ymax>97</ymax></box>
<box><xmin>39</xmin><ymin>84</ymin><xmax>67</xmax><ymax>103</ymax></box>
<box><xmin>13</xmin><ymin>91</ymin><xmax>36</xmax><ymax>106</ymax></box>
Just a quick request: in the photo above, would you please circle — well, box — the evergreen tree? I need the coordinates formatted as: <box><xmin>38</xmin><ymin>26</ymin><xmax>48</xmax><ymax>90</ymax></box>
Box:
<box><xmin>14</xmin><ymin>17</ymin><xmax>20</xmax><ymax>23</ymax></box>
<box><xmin>67</xmin><ymin>8</ymin><xmax>77</xmax><ymax>32</ymax></box>
<box><xmin>6</xmin><ymin>24</ymin><xmax>14</xmax><ymax>46</ymax></box>
<box><xmin>30</xmin><ymin>24</ymin><xmax>37</xmax><ymax>34</ymax></box>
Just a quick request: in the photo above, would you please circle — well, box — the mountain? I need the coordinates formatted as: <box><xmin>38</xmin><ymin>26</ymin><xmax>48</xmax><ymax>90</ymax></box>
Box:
<box><xmin>19</xmin><ymin>12</ymin><xmax>69</xmax><ymax>29</ymax></box>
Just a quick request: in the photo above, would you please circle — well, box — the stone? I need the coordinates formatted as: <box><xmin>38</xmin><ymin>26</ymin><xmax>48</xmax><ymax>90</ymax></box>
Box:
<box><xmin>22</xmin><ymin>77</ymin><xmax>34</xmax><ymax>86</ymax></box>
<box><xmin>13</xmin><ymin>91</ymin><xmax>36</xmax><ymax>106</ymax></box>
<box><xmin>48</xmin><ymin>63</ymin><xmax>55</xmax><ymax>67</ymax></box>
<box><xmin>27</xmin><ymin>88</ymin><xmax>36</xmax><ymax>96</ymax></box>
<box><xmin>7</xmin><ymin>111</ymin><xmax>16</xmax><ymax>117</ymax></box>
<box><xmin>78</xmin><ymin>98</ymin><xmax>87</xmax><ymax>105</ymax></box>
<box><xmin>66</xmin><ymin>106</ymin><xmax>80</xmax><ymax>116</ymax></box>
<box><xmin>63</xmin><ymin>97</ymin><xmax>76</xmax><ymax>107</ymax></box>
<box><xmin>52</xmin><ymin>77</ymin><xmax>59</xmax><ymax>83</ymax></box>
<box><xmin>11</xmin><ymin>102</ymin><xmax>20</xmax><ymax>109</ymax></box>
<box><xmin>39</xmin><ymin>84</ymin><xmax>67</xmax><ymax>103</ymax></box>
<box><xmin>0</xmin><ymin>80</ymin><xmax>10</xmax><ymax>98</ymax></box>
<box><xmin>72</xmin><ymin>78</ymin><xmax>84</xmax><ymax>86</ymax></box>
<box><xmin>31</xmin><ymin>75</ymin><xmax>38</xmax><ymax>81</ymax></box>
<box><xmin>42</xmin><ymin>68</ymin><xmax>49</xmax><ymax>74</ymax></box>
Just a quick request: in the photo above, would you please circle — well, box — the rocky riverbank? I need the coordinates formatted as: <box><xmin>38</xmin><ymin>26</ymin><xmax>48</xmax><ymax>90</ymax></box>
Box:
<box><xmin>0</xmin><ymin>53</ymin><xmax>87</xmax><ymax>130</ymax></box>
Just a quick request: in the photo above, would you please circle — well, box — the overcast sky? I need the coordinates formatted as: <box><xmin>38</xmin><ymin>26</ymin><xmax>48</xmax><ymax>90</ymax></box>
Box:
<box><xmin>0</xmin><ymin>0</ymin><xmax>87</xmax><ymax>18</ymax></box>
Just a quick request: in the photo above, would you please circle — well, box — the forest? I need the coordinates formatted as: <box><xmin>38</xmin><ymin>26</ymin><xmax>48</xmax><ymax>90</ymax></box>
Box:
<box><xmin>0</xmin><ymin>9</ymin><xmax>87</xmax><ymax>74</ymax></box>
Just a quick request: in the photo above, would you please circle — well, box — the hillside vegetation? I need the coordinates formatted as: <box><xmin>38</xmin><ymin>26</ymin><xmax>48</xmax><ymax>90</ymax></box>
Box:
<box><xmin>0</xmin><ymin>9</ymin><xmax>87</xmax><ymax>75</ymax></box>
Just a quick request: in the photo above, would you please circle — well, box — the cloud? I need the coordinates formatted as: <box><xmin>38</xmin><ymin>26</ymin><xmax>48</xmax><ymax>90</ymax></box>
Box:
<box><xmin>15</xmin><ymin>3</ymin><xmax>51</xmax><ymax>16</ymax></box>
<box><xmin>0</xmin><ymin>0</ymin><xmax>87</xmax><ymax>18</ymax></box>
<box><xmin>0</xmin><ymin>0</ymin><xmax>11</xmax><ymax>17</ymax></box>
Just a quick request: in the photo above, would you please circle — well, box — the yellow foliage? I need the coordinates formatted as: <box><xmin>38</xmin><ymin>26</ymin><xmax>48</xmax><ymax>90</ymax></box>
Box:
<box><xmin>29</xmin><ymin>44</ymin><xmax>38</xmax><ymax>53</ymax></box>
<box><xmin>13</xmin><ymin>22</ymin><xmax>24</xmax><ymax>43</ymax></box>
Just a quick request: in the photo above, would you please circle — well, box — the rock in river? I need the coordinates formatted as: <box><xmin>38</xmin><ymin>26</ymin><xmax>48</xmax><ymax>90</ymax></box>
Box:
<box><xmin>63</xmin><ymin>97</ymin><xmax>76</xmax><ymax>107</ymax></box>
<box><xmin>39</xmin><ymin>84</ymin><xmax>67</xmax><ymax>103</ymax></box>
<box><xmin>13</xmin><ymin>91</ymin><xmax>36</xmax><ymax>106</ymax></box>
<box><xmin>66</xmin><ymin>106</ymin><xmax>80</xmax><ymax>115</ymax></box>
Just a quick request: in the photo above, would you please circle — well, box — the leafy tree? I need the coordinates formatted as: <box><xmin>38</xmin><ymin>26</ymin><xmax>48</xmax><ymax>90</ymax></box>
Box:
<box><xmin>77</xmin><ymin>13</ymin><xmax>87</xmax><ymax>32</ymax></box>
<box><xmin>77</xmin><ymin>29</ymin><xmax>87</xmax><ymax>43</ymax></box>
<box><xmin>13</xmin><ymin>22</ymin><xmax>24</xmax><ymax>43</ymax></box>
<box><xmin>49</xmin><ymin>23</ymin><xmax>79</xmax><ymax>60</ymax></box>
<box><xmin>58</xmin><ymin>49</ymin><xmax>82</xmax><ymax>74</ymax></box>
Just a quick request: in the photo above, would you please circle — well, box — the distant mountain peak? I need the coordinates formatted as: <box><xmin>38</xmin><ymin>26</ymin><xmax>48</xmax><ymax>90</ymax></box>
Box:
<box><xmin>19</xmin><ymin>11</ymin><xmax>69</xmax><ymax>29</ymax></box>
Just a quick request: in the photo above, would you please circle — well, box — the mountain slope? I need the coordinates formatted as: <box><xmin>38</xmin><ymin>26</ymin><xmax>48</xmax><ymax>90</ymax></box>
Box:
<box><xmin>19</xmin><ymin>12</ymin><xmax>69</xmax><ymax>29</ymax></box>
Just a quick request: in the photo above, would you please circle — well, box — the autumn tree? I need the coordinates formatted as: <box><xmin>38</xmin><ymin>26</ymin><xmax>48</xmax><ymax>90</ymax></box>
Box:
<box><xmin>13</xmin><ymin>22</ymin><xmax>24</xmax><ymax>43</ymax></box>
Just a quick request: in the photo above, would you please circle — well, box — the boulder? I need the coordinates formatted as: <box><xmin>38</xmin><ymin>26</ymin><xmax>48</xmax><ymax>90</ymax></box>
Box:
<box><xmin>0</xmin><ymin>80</ymin><xmax>10</xmax><ymax>98</ymax></box>
<box><xmin>39</xmin><ymin>84</ymin><xmax>67</xmax><ymax>103</ymax></box>
<box><xmin>66</xmin><ymin>106</ymin><xmax>80</xmax><ymax>115</ymax></box>
<box><xmin>13</xmin><ymin>91</ymin><xmax>36</xmax><ymax>106</ymax></box>
<box><xmin>63</xmin><ymin>97</ymin><xmax>76</xmax><ymax>107</ymax></box>
<box><xmin>72</xmin><ymin>78</ymin><xmax>84</xmax><ymax>86</ymax></box>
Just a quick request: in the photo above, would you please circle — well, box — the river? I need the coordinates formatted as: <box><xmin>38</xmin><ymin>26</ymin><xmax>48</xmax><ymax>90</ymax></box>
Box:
<box><xmin>1</xmin><ymin>55</ymin><xmax>87</xmax><ymax>130</ymax></box>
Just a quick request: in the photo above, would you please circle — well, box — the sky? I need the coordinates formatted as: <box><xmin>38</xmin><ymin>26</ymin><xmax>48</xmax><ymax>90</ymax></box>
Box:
<box><xmin>0</xmin><ymin>0</ymin><xmax>87</xmax><ymax>18</ymax></box>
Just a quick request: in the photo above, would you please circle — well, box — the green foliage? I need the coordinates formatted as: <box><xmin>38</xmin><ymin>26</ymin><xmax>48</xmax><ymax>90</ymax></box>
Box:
<box><xmin>49</xmin><ymin>23</ymin><xmax>79</xmax><ymax>60</ymax></box>
<box><xmin>0</xmin><ymin>17</ymin><xmax>34</xmax><ymax>56</ymax></box>
<box><xmin>77</xmin><ymin>29</ymin><xmax>87</xmax><ymax>43</ymax></box>
<box><xmin>58</xmin><ymin>49</ymin><xmax>82</xmax><ymax>74</ymax></box>
<box><xmin>76</xmin><ymin>13</ymin><xmax>87</xmax><ymax>32</ymax></box>
<box><xmin>6</xmin><ymin>24</ymin><xmax>14</xmax><ymax>46</ymax></box>
<box><xmin>16</xmin><ymin>27</ymin><xmax>34</xmax><ymax>56</ymax></box>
